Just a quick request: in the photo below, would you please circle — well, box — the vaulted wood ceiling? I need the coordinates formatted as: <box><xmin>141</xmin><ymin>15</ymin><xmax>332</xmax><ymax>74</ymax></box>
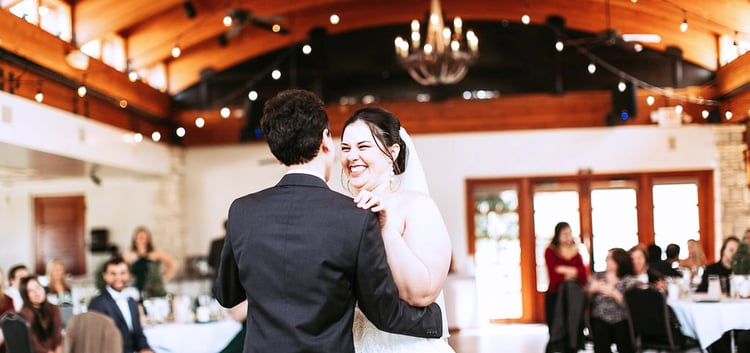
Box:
<box><xmin>70</xmin><ymin>0</ymin><xmax>750</xmax><ymax>95</ymax></box>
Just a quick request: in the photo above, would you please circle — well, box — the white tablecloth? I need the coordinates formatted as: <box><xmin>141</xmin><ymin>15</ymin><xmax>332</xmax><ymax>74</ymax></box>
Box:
<box><xmin>144</xmin><ymin>320</ymin><xmax>243</xmax><ymax>353</ymax></box>
<box><xmin>669</xmin><ymin>297</ymin><xmax>750</xmax><ymax>351</ymax></box>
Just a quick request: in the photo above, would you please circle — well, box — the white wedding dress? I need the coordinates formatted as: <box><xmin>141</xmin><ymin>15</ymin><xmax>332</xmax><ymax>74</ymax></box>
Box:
<box><xmin>353</xmin><ymin>293</ymin><xmax>454</xmax><ymax>353</ymax></box>
<box><xmin>352</xmin><ymin>128</ymin><xmax>455</xmax><ymax>353</ymax></box>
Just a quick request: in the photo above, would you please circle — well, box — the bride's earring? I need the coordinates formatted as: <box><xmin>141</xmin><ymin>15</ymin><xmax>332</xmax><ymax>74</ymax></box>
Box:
<box><xmin>388</xmin><ymin>168</ymin><xmax>396</xmax><ymax>191</ymax></box>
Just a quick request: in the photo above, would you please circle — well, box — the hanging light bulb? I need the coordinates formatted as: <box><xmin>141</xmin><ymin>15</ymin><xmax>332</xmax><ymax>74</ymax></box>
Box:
<box><xmin>725</xmin><ymin>111</ymin><xmax>733</xmax><ymax>120</ymax></box>
<box><xmin>302</xmin><ymin>44</ymin><xmax>312</xmax><ymax>55</ymax></box>
<box><xmin>151</xmin><ymin>131</ymin><xmax>162</xmax><ymax>142</ymax></box>
<box><xmin>701</xmin><ymin>110</ymin><xmax>709</xmax><ymax>119</ymax></box>
<box><xmin>618</xmin><ymin>80</ymin><xmax>627</xmax><ymax>92</ymax></box>
<box><xmin>133</xmin><ymin>133</ymin><xmax>143</xmax><ymax>143</ymax></box>
<box><xmin>248</xmin><ymin>90</ymin><xmax>258</xmax><ymax>101</ymax></box>
<box><xmin>176</xmin><ymin>127</ymin><xmax>186</xmax><ymax>137</ymax></box>
<box><xmin>680</xmin><ymin>11</ymin><xmax>688</xmax><ymax>32</ymax></box>
<box><xmin>35</xmin><ymin>90</ymin><xmax>44</xmax><ymax>103</ymax></box>
<box><xmin>329</xmin><ymin>14</ymin><xmax>340</xmax><ymax>25</ymax></box>
<box><xmin>223</xmin><ymin>14</ymin><xmax>232</xmax><ymax>27</ymax></box>
<box><xmin>271</xmin><ymin>69</ymin><xmax>281</xmax><ymax>80</ymax></box>
<box><xmin>220</xmin><ymin>107</ymin><xmax>230</xmax><ymax>119</ymax></box>
<box><xmin>646</xmin><ymin>95</ymin><xmax>655</xmax><ymax>106</ymax></box>
<box><xmin>555</xmin><ymin>41</ymin><xmax>564</xmax><ymax>52</ymax></box>
<box><xmin>77</xmin><ymin>85</ymin><xmax>87</xmax><ymax>98</ymax></box>
<box><xmin>587</xmin><ymin>63</ymin><xmax>596</xmax><ymax>74</ymax></box>
<box><xmin>521</xmin><ymin>14</ymin><xmax>530</xmax><ymax>25</ymax></box>
<box><xmin>195</xmin><ymin>117</ymin><xmax>205</xmax><ymax>128</ymax></box>
<box><xmin>171</xmin><ymin>45</ymin><xmax>181</xmax><ymax>58</ymax></box>
<box><xmin>675</xmin><ymin>104</ymin><xmax>683</xmax><ymax>114</ymax></box>
<box><xmin>128</xmin><ymin>71</ymin><xmax>138</xmax><ymax>82</ymax></box>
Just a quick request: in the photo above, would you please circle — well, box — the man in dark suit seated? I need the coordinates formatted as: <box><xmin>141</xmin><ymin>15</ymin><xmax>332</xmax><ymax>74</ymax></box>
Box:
<box><xmin>89</xmin><ymin>257</ymin><xmax>153</xmax><ymax>353</ymax></box>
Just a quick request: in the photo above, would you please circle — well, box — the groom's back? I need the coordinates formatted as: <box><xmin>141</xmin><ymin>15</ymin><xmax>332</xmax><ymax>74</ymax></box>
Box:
<box><xmin>226</xmin><ymin>174</ymin><xmax>373</xmax><ymax>353</ymax></box>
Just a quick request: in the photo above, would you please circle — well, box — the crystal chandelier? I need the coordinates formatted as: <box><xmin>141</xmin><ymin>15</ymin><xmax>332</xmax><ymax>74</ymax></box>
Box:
<box><xmin>394</xmin><ymin>0</ymin><xmax>478</xmax><ymax>86</ymax></box>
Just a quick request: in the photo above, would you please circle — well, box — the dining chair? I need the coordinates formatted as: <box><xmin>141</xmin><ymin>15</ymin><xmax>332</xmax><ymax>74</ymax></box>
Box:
<box><xmin>624</xmin><ymin>285</ymin><xmax>698</xmax><ymax>352</ymax></box>
<box><xmin>0</xmin><ymin>311</ymin><xmax>34</xmax><ymax>353</ymax></box>
<box><xmin>62</xmin><ymin>311</ymin><xmax>123</xmax><ymax>353</ymax></box>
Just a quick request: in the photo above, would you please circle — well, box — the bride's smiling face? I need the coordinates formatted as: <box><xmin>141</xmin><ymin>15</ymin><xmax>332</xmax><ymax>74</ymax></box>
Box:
<box><xmin>341</xmin><ymin>120</ymin><xmax>396</xmax><ymax>192</ymax></box>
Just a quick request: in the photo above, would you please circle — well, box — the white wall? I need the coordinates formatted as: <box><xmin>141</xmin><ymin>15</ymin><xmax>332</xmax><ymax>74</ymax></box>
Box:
<box><xmin>182</xmin><ymin>125</ymin><xmax>719</xmax><ymax>272</ymax></box>
<box><xmin>0</xmin><ymin>176</ymin><xmax>159</xmax><ymax>275</ymax></box>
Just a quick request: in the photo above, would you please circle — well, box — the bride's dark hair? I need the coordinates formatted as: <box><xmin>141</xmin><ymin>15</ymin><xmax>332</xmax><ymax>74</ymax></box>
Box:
<box><xmin>341</xmin><ymin>107</ymin><xmax>407</xmax><ymax>175</ymax></box>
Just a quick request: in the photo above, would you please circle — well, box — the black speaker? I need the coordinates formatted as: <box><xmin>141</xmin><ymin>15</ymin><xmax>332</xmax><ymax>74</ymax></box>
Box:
<box><xmin>609</xmin><ymin>81</ymin><xmax>637</xmax><ymax>125</ymax></box>
<box><xmin>90</xmin><ymin>228</ymin><xmax>109</xmax><ymax>253</ymax></box>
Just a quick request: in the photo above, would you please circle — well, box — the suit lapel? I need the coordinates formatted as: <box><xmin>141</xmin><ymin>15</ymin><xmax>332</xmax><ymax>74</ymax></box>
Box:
<box><xmin>102</xmin><ymin>290</ymin><xmax>130</xmax><ymax>331</ymax></box>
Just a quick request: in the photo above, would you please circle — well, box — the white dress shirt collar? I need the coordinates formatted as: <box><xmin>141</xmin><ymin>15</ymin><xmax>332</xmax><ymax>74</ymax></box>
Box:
<box><xmin>106</xmin><ymin>286</ymin><xmax>134</xmax><ymax>331</ymax></box>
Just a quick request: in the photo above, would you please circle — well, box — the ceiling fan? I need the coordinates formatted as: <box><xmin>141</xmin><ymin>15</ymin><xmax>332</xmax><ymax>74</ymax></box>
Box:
<box><xmin>223</xmin><ymin>6</ymin><xmax>290</xmax><ymax>41</ymax></box>
<box><xmin>554</xmin><ymin>0</ymin><xmax>660</xmax><ymax>51</ymax></box>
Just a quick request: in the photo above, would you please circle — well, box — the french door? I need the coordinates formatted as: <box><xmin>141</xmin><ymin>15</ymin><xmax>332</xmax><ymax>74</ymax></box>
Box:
<box><xmin>467</xmin><ymin>170</ymin><xmax>713</xmax><ymax>323</ymax></box>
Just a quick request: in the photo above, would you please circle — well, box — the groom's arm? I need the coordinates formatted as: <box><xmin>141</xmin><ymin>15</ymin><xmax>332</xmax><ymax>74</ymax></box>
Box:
<box><xmin>354</xmin><ymin>212</ymin><xmax>443</xmax><ymax>338</ymax></box>
<box><xmin>213</xmin><ymin>203</ymin><xmax>246</xmax><ymax>307</ymax></box>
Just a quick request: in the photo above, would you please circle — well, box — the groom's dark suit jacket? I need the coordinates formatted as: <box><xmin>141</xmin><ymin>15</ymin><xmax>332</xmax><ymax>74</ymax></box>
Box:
<box><xmin>214</xmin><ymin>173</ymin><xmax>443</xmax><ymax>353</ymax></box>
<box><xmin>88</xmin><ymin>289</ymin><xmax>151</xmax><ymax>353</ymax></box>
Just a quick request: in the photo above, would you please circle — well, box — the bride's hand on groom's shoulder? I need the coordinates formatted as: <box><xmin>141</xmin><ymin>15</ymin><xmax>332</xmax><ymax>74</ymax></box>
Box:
<box><xmin>353</xmin><ymin>185</ymin><xmax>389</xmax><ymax>212</ymax></box>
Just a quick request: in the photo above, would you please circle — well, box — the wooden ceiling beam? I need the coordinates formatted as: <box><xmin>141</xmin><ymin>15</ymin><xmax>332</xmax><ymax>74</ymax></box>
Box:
<box><xmin>0</xmin><ymin>10</ymin><xmax>172</xmax><ymax>118</ymax></box>
<box><xmin>164</xmin><ymin>0</ymin><xmax>727</xmax><ymax>94</ymax></box>
<box><xmin>74</xmin><ymin>0</ymin><xmax>185</xmax><ymax>44</ymax></box>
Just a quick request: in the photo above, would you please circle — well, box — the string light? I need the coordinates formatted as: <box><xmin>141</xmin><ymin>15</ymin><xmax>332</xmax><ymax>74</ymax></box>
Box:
<box><xmin>271</xmin><ymin>69</ymin><xmax>281</xmax><ymax>80</ymax></box>
<box><xmin>77</xmin><ymin>85</ymin><xmax>87</xmax><ymax>97</ymax></box>
<box><xmin>646</xmin><ymin>95</ymin><xmax>655</xmax><ymax>106</ymax></box>
<box><xmin>133</xmin><ymin>132</ymin><xmax>143</xmax><ymax>143</ymax></box>
<box><xmin>220</xmin><ymin>107</ymin><xmax>230</xmax><ymax>118</ymax></box>
<box><xmin>617</xmin><ymin>80</ymin><xmax>627</xmax><ymax>92</ymax></box>
<box><xmin>329</xmin><ymin>14</ymin><xmax>340</xmax><ymax>25</ymax></box>
<box><xmin>555</xmin><ymin>41</ymin><xmax>564</xmax><ymax>52</ymax></box>
<box><xmin>151</xmin><ymin>131</ymin><xmax>161</xmax><ymax>142</ymax></box>
<box><xmin>302</xmin><ymin>44</ymin><xmax>312</xmax><ymax>55</ymax></box>
<box><xmin>34</xmin><ymin>90</ymin><xmax>43</xmax><ymax>103</ymax></box>
<box><xmin>128</xmin><ymin>71</ymin><xmax>138</xmax><ymax>82</ymax></box>
<box><xmin>223</xmin><ymin>15</ymin><xmax>232</xmax><ymax>27</ymax></box>
<box><xmin>195</xmin><ymin>117</ymin><xmax>205</xmax><ymax>128</ymax></box>
<box><xmin>680</xmin><ymin>11</ymin><xmax>688</xmax><ymax>32</ymax></box>
<box><xmin>176</xmin><ymin>127</ymin><xmax>186</xmax><ymax>137</ymax></box>
<box><xmin>701</xmin><ymin>110</ymin><xmax>709</xmax><ymax>119</ymax></box>
<box><xmin>171</xmin><ymin>45</ymin><xmax>181</xmax><ymax>58</ymax></box>
<box><xmin>587</xmin><ymin>63</ymin><xmax>596</xmax><ymax>74</ymax></box>
<box><xmin>272</xmin><ymin>24</ymin><xmax>281</xmax><ymax>33</ymax></box>
<box><xmin>521</xmin><ymin>14</ymin><xmax>530</xmax><ymax>25</ymax></box>
<box><xmin>248</xmin><ymin>90</ymin><xmax>258</xmax><ymax>101</ymax></box>
<box><xmin>725</xmin><ymin>111</ymin><xmax>733</xmax><ymax>120</ymax></box>
<box><xmin>119</xmin><ymin>100</ymin><xmax>128</xmax><ymax>108</ymax></box>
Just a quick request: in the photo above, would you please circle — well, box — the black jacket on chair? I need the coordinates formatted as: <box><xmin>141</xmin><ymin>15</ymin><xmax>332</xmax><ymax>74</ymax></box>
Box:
<box><xmin>213</xmin><ymin>173</ymin><xmax>443</xmax><ymax>353</ymax></box>
<box><xmin>548</xmin><ymin>280</ymin><xmax>586</xmax><ymax>353</ymax></box>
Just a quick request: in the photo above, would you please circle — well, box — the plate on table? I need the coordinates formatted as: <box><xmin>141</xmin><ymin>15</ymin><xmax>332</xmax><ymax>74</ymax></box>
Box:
<box><xmin>691</xmin><ymin>293</ymin><xmax>722</xmax><ymax>303</ymax></box>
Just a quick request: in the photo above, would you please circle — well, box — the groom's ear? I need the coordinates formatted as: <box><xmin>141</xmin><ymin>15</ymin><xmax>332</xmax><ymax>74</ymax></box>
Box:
<box><xmin>320</xmin><ymin>129</ymin><xmax>333</xmax><ymax>152</ymax></box>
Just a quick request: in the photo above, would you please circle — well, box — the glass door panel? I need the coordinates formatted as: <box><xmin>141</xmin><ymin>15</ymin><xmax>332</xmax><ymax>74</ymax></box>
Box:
<box><xmin>473</xmin><ymin>188</ymin><xmax>521</xmax><ymax>320</ymax></box>
<box><xmin>533</xmin><ymin>189</ymin><xmax>580</xmax><ymax>292</ymax></box>
<box><xmin>653</xmin><ymin>183</ymin><xmax>700</xmax><ymax>259</ymax></box>
<box><xmin>591</xmin><ymin>187</ymin><xmax>639</xmax><ymax>272</ymax></box>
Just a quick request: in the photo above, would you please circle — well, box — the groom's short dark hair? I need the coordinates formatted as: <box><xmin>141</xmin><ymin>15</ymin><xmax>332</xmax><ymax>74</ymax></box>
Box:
<box><xmin>261</xmin><ymin>89</ymin><xmax>329</xmax><ymax>166</ymax></box>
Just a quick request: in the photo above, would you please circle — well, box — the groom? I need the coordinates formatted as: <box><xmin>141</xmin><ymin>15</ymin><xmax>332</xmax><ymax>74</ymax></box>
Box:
<box><xmin>213</xmin><ymin>89</ymin><xmax>443</xmax><ymax>353</ymax></box>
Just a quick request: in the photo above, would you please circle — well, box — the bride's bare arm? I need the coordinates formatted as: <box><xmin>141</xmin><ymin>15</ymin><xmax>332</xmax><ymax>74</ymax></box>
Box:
<box><xmin>380</xmin><ymin>194</ymin><xmax>451</xmax><ymax>307</ymax></box>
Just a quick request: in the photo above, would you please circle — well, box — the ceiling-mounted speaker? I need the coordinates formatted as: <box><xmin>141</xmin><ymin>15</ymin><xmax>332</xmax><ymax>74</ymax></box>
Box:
<box><xmin>183</xmin><ymin>1</ymin><xmax>196</xmax><ymax>19</ymax></box>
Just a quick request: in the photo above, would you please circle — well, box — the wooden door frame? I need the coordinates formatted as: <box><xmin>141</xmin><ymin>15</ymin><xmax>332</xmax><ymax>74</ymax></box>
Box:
<box><xmin>465</xmin><ymin>169</ymin><xmax>714</xmax><ymax>323</ymax></box>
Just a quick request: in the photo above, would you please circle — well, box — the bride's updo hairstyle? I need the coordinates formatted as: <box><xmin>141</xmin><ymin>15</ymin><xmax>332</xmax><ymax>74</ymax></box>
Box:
<box><xmin>342</xmin><ymin>107</ymin><xmax>407</xmax><ymax>175</ymax></box>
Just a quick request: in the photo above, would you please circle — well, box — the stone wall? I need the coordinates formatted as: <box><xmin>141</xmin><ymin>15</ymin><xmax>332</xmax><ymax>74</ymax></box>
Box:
<box><xmin>151</xmin><ymin>146</ymin><xmax>187</xmax><ymax>274</ymax></box>
<box><xmin>714</xmin><ymin>125</ymin><xmax>750</xmax><ymax>240</ymax></box>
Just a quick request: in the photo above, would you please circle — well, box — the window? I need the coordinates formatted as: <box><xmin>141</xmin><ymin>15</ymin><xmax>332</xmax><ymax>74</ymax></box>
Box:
<box><xmin>4</xmin><ymin>0</ymin><xmax>71</xmax><ymax>41</ymax></box>
<box><xmin>533</xmin><ymin>187</ymin><xmax>580</xmax><ymax>291</ymax></box>
<box><xmin>39</xmin><ymin>0</ymin><xmax>71</xmax><ymax>42</ymax></box>
<box><xmin>81</xmin><ymin>39</ymin><xmax>102</xmax><ymax>59</ymax></box>
<box><xmin>101</xmin><ymin>35</ymin><xmax>127</xmax><ymax>72</ymax></box>
<box><xmin>719</xmin><ymin>34</ymin><xmax>750</xmax><ymax>66</ymax></box>
<box><xmin>142</xmin><ymin>63</ymin><xmax>168</xmax><ymax>92</ymax></box>
<box><xmin>653</xmin><ymin>182</ymin><xmax>700</xmax><ymax>259</ymax></box>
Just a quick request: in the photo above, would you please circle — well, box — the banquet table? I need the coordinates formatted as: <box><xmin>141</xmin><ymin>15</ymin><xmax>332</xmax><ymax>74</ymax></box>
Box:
<box><xmin>144</xmin><ymin>320</ymin><xmax>243</xmax><ymax>353</ymax></box>
<box><xmin>669</xmin><ymin>296</ymin><xmax>750</xmax><ymax>352</ymax></box>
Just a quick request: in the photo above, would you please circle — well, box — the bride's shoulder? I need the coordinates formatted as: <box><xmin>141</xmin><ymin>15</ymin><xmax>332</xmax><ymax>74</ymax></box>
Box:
<box><xmin>393</xmin><ymin>190</ymin><xmax>438</xmax><ymax>211</ymax></box>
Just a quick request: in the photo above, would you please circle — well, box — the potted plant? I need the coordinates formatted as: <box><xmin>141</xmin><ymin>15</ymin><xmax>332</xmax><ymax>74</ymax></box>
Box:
<box><xmin>731</xmin><ymin>240</ymin><xmax>750</xmax><ymax>298</ymax></box>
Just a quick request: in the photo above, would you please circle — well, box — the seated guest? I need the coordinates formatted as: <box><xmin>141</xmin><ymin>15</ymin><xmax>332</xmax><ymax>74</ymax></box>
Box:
<box><xmin>588</xmin><ymin>248</ymin><xmax>638</xmax><ymax>353</ymax></box>
<box><xmin>88</xmin><ymin>257</ymin><xmax>153</xmax><ymax>353</ymax></box>
<box><xmin>0</xmin><ymin>268</ymin><xmax>14</xmax><ymax>353</ymax></box>
<box><xmin>662</xmin><ymin>244</ymin><xmax>683</xmax><ymax>277</ymax></box>
<box><xmin>679</xmin><ymin>239</ymin><xmax>705</xmax><ymax>270</ymax></box>
<box><xmin>629</xmin><ymin>245</ymin><xmax>666</xmax><ymax>291</ymax></box>
<box><xmin>45</xmin><ymin>260</ymin><xmax>72</xmax><ymax>306</ymax></box>
<box><xmin>646</xmin><ymin>243</ymin><xmax>681</xmax><ymax>279</ymax></box>
<box><xmin>18</xmin><ymin>276</ymin><xmax>63</xmax><ymax>353</ymax></box>
<box><xmin>7</xmin><ymin>264</ymin><xmax>30</xmax><ymax>311</ymax></box>
<box><xmin>697</xmin><ymin>236</ymin><xmax>739</xmax><ymax>293</ymax></box>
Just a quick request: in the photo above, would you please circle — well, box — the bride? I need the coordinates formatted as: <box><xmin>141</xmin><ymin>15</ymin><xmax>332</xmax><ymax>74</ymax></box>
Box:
<box><xmin>340</xmin><ymin>107</ymin><xmax>454</xmax><ymax>353</ymax></box>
